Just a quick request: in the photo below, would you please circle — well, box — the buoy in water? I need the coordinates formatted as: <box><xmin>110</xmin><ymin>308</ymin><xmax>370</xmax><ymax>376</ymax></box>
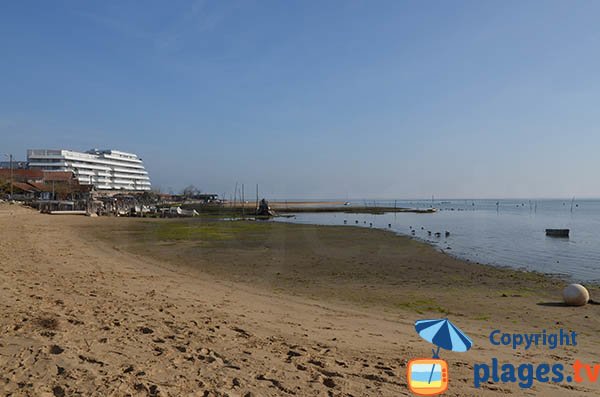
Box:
<box><xmin>563</xmin><ymin>284</ymin><xmax>589</xmax><ymax>306</ymax></box>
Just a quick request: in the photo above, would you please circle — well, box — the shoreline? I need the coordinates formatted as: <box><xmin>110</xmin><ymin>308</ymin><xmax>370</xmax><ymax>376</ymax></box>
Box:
<box><xmin>273</xmin><ymin>212</ymin><xmax>598</xmax><ymax>285</ymax></box>
<box><xmin>2</xmin><ymin>203</ymin><xmax>600</xmax><ymax>396</ymax></box>
<box><xmin>86</xmin><ymin>215</ymin><xmax>599</xmax><ymax>320</ymax></box>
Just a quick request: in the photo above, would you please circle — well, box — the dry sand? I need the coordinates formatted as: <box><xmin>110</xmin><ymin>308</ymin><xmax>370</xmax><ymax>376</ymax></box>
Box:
<box><xmin>1</xmin><ymin>203</ymin><xmax>600</xmax><ymax>396</ymax></box>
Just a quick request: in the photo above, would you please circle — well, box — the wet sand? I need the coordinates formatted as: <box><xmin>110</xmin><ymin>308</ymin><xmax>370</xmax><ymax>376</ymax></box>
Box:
<box><xmin>1</xmin><ymin>203</ymin><xmax>599</xmax><ymax>396</ymax></box>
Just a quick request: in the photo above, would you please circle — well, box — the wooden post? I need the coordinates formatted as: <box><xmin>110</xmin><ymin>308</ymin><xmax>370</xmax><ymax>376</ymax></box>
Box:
<box><xmin>9</xmin><ymin>154</ymin><xmax>13</xmax><ymax>199</ymax></box>
<box><xmin>233</xmin><ymin>182</ymin><xmax>238</xmax><ymax>208</ymax></box>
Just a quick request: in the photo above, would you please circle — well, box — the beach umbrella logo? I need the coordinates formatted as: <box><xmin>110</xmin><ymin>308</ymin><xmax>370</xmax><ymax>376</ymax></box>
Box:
<box><xmin>407</xmin><ymin>318</ymin><xmax>473</xmax><ymax>396</ymax></box>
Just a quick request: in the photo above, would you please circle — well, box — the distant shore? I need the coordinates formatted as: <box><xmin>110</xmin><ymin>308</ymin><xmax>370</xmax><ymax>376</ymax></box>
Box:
<box><xmin>184</xmin><ymin>200</ymin><xmax>436</xmax><ymax>215</ymax></box>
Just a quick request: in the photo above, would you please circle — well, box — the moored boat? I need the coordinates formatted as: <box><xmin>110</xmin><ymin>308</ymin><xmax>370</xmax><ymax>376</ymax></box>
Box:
<box><xmin>546</xmin><ymin>229</ymin><xmax>569</xmax><ymax>237</ymax></box>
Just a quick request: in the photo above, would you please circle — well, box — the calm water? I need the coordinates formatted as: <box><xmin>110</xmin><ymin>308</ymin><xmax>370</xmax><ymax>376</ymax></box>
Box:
<box><xmin>273</xmin><ymin>199</ymin><xmax>600</xmax><ymax>282</ymax></box>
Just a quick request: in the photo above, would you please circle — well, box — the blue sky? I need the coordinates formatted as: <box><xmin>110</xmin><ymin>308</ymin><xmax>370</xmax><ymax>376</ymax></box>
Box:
<box><xmin>1</xmin><ymin>1</ymin><xmax>600</xmax><ymax>199</ymax></box>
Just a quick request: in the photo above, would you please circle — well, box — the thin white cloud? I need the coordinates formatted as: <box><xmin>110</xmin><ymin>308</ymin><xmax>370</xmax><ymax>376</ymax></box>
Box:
<box><xmin>73</xmin><ymin>1</ymin><xmax>234</xmax><ymax>54</ymax></box>
<box><xmin>74</xmin><ymin>9</ymin><xmax>152</xmax><ymax>41</ymax></box>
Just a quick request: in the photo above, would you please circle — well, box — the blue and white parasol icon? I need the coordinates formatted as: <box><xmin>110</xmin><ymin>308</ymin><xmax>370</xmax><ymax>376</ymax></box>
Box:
<box><xmin>414</xmin><ymin>318</ymin><xmax>473</xmax><ymax>384</ymax></box>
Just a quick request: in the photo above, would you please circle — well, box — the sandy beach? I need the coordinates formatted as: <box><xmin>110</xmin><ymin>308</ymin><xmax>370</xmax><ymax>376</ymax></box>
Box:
<box><xmin>1</xmin><ymin>203</ymin><xmax>600</xmax><ymax>396</ymax></box>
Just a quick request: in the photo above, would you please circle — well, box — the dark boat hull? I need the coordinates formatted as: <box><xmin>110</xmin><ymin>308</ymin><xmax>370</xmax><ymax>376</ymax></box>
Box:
<box><xmin>546</xmin><ymin>229</ymin><xmax>569</xmax><ymax>237</ymax></box>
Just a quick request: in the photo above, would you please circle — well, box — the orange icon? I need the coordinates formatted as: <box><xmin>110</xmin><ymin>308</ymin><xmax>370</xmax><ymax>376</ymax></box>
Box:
<box><xmin>407</xmin><ymin>358</ymin><xmax>448</xmax><ymax>396</ymax></box>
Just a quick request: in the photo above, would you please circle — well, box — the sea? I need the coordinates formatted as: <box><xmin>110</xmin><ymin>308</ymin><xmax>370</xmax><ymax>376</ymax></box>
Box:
<box><xmin>272</xmin><ymin>199</ymin><xmax>600</xmax><ymax>283</ymax></box>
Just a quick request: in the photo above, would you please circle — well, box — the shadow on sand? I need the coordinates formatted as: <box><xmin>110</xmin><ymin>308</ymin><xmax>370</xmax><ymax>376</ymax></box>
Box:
<box><xmin>537</xmin><ymin>300</ymin><xmax>600</xmax><ymax>307</ymax></box>
<box><xmin>537</xmin><ymin>302</ymin><xmax>570</xmax><ymax>307</ymax></box>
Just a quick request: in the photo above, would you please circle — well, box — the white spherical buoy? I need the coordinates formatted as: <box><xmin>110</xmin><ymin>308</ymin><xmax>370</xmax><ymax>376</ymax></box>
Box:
<box><xmin>563</xmin><ymin>284</ymin><xmax>589</xmax><ymax>306</ymax></box>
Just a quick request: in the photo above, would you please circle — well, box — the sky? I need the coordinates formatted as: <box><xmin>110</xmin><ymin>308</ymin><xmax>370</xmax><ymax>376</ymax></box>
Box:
<box><xmin>1</xmin><ymin>1</ymin><xmax>600</xmax><ymax>199</ymax></box>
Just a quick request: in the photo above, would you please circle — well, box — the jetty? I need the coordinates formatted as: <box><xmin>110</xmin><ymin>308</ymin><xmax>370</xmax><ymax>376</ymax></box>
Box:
<box><xmin>274</xmin><ymin>206</ymin><xmax>437</xmax><ymax>214</ymax></box>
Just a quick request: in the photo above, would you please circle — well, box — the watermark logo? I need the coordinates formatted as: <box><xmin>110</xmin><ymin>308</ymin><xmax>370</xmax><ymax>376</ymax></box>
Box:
<box><xmin>408</xmin><ymin>318</ymin><xmax>473</xmax><ymax>396</ymax></box>
<box><xmin>474</xmin><ymin>329</ymin><xmax>588</xmax><ymax>389</ymax></box>
<box><xmin>407</xmin><ymin>358</ymin><xmax>448</xmax><ymax>395</ymax></box>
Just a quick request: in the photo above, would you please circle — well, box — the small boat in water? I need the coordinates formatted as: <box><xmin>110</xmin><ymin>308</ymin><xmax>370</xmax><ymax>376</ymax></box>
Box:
<box><xmin>546</xmin><ymin>229</ymin><xmax>569</xmax><ymax>237</ymax></box>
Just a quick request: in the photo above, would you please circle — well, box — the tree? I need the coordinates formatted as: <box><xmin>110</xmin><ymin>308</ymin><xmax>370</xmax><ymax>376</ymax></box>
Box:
<box><xmin>182</xmin><ymin>184</ymin><xmax>201</xmax><ymax>198</ymax></box>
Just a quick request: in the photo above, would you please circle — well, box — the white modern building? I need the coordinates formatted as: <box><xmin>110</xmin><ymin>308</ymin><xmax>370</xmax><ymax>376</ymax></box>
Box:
<box><xmin>27</xmin><ymin>149</ymin><xmax>151</xmax><ymax>191</ymax></box>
